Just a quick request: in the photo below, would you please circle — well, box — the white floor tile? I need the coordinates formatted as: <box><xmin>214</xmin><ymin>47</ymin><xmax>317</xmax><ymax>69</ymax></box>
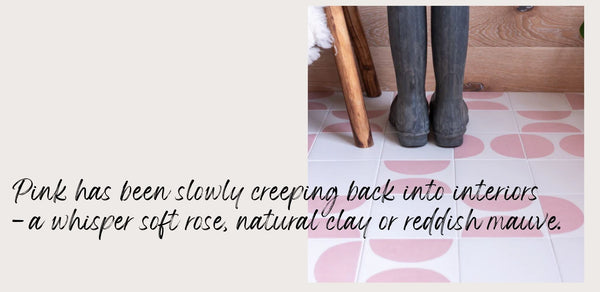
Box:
<box><xmin>308</xmin><ymin>132</ymin><xmax>385</xmax><ymax>161</ymax></box>
<box><xmin>308</xmin><ymin>110</ymin><xmax>328</xmax><ymax>133</ymax></box>
<box><xmin>455</xmin><ymin>159</ymin><xmax>534</xmax><ymax>187</ymax></box>
<box><xmin>551</xmin><ymin>237</ymin><xmax>584</xmax><ymax>282</ymax></box>
<box><xmin>528</xmin><ymin>160</ymin><xmax>584</xmax><ymax>195</ymax></box>
<box><xmin>308</xmin><ymin>160</ymin><xmax>380</xmax><ymax>190</ymax></box>
<box><xmin>465</xmin><ymin>110</ymin><xmax>519</xmax><ymax>133</ymax></box>
<box><xmin>508</xmin><ymin>92</ymin><xmax>571</xmax><ymax>110</ymax></box>
<box><xmin>381</xmin><ymin>133</ymin><xmax>454</xmax><ymax>160</ymax></box>
<box><xmin>307</xmin><ymin>91</ymin><xmax>584</xmax><ymax>283</ymax></box>
<box><xmin>363</xmin><ymin>91</ymin><xmax>394</xmax><ymax>110</ymax></box>
<box><xmin>459</xmin><ymin>238</ymin><xmax>561</xmax><ymax>282</ymax></box>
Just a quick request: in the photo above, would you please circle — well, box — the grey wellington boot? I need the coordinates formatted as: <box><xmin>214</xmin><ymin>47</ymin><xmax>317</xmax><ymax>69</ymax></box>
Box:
<box><xmin>387</xmin><ymin>6</ymin><xmax>429</xmax><ymax>147</ymax></box>
<box><xmin>429</xmin><ymin>6</ymin><xmax>470</xmax><ymax>147</ymax></box>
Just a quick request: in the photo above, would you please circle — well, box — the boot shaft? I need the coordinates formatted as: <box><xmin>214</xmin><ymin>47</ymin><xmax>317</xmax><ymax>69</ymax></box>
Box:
<box><xmin>387</xmin><ymin>6</ymin><xmax>427</xmax><ymax>98</ymax></box>
<box><xmin>431</xmin><ymin>6</ymin><xmax>470</xmax><ymax>99</ymax></box>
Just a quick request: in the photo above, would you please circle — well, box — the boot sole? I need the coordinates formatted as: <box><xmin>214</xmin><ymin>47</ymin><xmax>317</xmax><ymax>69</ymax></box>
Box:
<box><xmin>397</xmin><ymin>132</ymin><xmax>429</xmax><ymax>147</ymax></box>
<box><xmin>433</xmin><ymin>133</ymin><xmax>464</xmax><ymax>147</ymax></box>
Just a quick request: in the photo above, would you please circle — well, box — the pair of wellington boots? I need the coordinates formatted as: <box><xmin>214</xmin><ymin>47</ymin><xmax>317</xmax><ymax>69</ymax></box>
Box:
<box><xmin>388</xmin><ymin>6</ymin><xmax>469</xmax><ymax>148</ymax></box>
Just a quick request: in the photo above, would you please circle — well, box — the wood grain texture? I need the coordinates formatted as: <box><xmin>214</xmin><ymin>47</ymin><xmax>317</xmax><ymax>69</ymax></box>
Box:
<box><xmin>308</xmin><ymin>47</ymin><xmax>583</xmax><ymax>92</ymax></box>
<box><xmin>325</xmin><ymin>6</ymin><xmax>373</xmax><ymax>148</ymax></box>
<box><xmin>343</xmin><ymin>6</ymin><xmax>381</xmax><ymax>97</ymax></box>
<box><xmin>358</xmin><ymin>6</ymin><xmax>584</xmax><ymax>47</ymax></box>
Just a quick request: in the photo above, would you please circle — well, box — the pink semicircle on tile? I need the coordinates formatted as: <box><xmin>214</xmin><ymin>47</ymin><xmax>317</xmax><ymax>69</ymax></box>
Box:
<box><xmin>323</xmin><ymin>122</ymin><xmax>383</xmax><ymax>133</ymax></box>
<box><xmin>367</xmin><ymin>110</ymin><xmax>389</xmax><ymax>118</ymax></box>
<box><xmin>517</xmin><ymin>111</ymin><xmax>571</xmax><ymax>120</ymax></box>
<box><xmin>367</xmin><ymin>268</ymin><xmax>449</xmax><ymax>282</ymax></box>
<box><xmin>490</xmin><ymin>134</ymin><xmax>525</xmax><ymax>158</ymax></box>
<box><xmin>308</xmin><ymin>102</ymin><xmax>327</xmax><ymax>110</ymax></box>
<box><xmin>539</xmin><ymin>196</ymin><xmax>584</xmax><ymax>234</ymax></box>
<box><xmin>308</xmin><ymin>134</ymin><xmax>316</xmax><ymax>152</ymax></box>
<box><xmin>466</xmin><ymin>101</ymin><xmax>508</xmax><ymax>110</ymax></box>
<box><xmin>308</xmin><ymin>197</ymin><xmax>367</xmax><ymax>214</ymax></box>
<box><xmin>369</xmin><ymin>239</ymin><xmax>452</xmax><ymax>262</ymax></box>
<box><xmin>454</xmin><ymin>134</ymin><xmax>485</xmax><ymax>158</ymax></box>
<box><xmin>314</xmin><ymin>241</ymin><xmax>362</xmax><ymax>282</ymax></box>
<box><xmin>462</xmin><ymin>196</ymin><xmax>533</xmax><ymax>211</ymax></box>
<box><xmin>521</xmin><ymin>134</ymin><xmax>555</xmax><ymax>158</ymax></box>
<box><xmin>331</xmin><ymin>110</ymin><xmax>350</xmax><ymax>119</ymax></box>
<box><xmin>331</xmin><ymin>109</ymin><xmax>387</xmax><ymax>119</ymax></box>
<box><xmin>463</xmin><ymin>92</ymin><xmax>503</xmax><ymax>99</ymax></box>
<box><xmin>560</xmin><ymin>134</ymin><xmax>584</xmax><ymax>157</ymax></box>
<box><xmin>565</xmin><ymin>93</ymin><xmax>584</xmax><ymax>110</ymax></box>
<box><xmin>384</xmin><ymin>160</ymin><xmax>450</xmax><ymax>175</ymax></box>
<box><xmin>461</xmin><ymin>216</ymin><xmax>544</xmax><ymax>237</ymax></box>
<box><xmin>308</xmin><ymin>218</ymin><xmax>361</xmax><ymax>238</ymax></box>
<box><xmin>522</xmin><ymin>122</ymin><xmax>580</xmax><ymax>133</ymax></box>
<box><xmin>308</xmin><ymin>91</ymin><xmax>334</xmax><ymax>100</ymax></box>
<box><xmin>386</xmin><ymin>178</ymin><xmax>451</xmax><ymax>195</ymax></box>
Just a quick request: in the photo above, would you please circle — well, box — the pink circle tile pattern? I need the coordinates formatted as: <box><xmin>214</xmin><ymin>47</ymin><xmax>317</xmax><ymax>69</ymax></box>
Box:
<box><xmin>454</xmin><ymin>134</ymin><xmax>485</xmax><ymax>158</ymax></box>
<box><xmin>490</xmin><ymin>134</ymin><xmax>525</xmax><ymax>158</ymax></box>
<box><xmin>314</xmin><ymin>241</ymin><xmax>362</xmax><ymax>282</ymax></box>
<box><xmin>323</xmin><ymin>122</ymin><xmax>383</xmax><ymax>133</ymax></box>
<box><xmin>466</xmin><ymin>101</ymin><xmax>508</xmax><ymax>110</ymax></box>
<box><xmin>539</xmin><ymin>196</ymin><xmax>584</xmax><ymax>234</ymax></box>
<box><xmin>560</xmin><ymin>134</ymin><xmax>584</xmax><ymax>157</ymax></box>
<box><xmin>367</xmin><ymin>268</ymin><xmax>449</xmax><ymax>282</ymax></box>
<box><xmin>522</xmin><ymin>122</ymin><xmax>580</xmax><ymax>133</ymax></box>
<box><xmin>369</xmin><ymin>239</ymin><xmax>453</xmax><ymax>262</ymax></box>
<box><xmin>384</xmin><ymin>160</ymin><xmax>450</xmax><ymax>175</ymax></box>
<box><xmin>308</xmin><ymin>102</ymin><xmax>327</xmax><ymax>110</ymax></box>
<box><xmin>308</xmin><ymin>91</ymin><xmax>334</xmax><ymax>100</ymax></box>
<box><xmin>565</xmin><ymin>93</ymin><xmax>584</xmax><ymax>110</ymax></box>
<box><xmin>521</xmin><ymin>134</ymin><xmax>554</xmax><ymax>158</ymax></box>
<box><xmin>517</xmin><ymin>111</ymin><xmax>571</xmax><ymax>120</ymax></box>
<box><xmin>463</xmin><ymin>92</ymin><xmax>503</xmax><ymax>99</ymax></box>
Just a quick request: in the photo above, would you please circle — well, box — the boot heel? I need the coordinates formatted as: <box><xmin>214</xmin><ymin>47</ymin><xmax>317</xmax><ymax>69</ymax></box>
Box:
<box><xmin>433</xmin><ymin>133</ymin><xmax>464</xmax><ymax>147</ymax></box>
<box><xmin>397</xmin><ymin>133</ymin><xmax>429</xmax><ymax>147</ymax></box>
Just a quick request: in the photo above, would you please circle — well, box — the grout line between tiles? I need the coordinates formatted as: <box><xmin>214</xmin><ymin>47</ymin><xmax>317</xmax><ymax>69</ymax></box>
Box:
<box><xmin>319</xmin><ymin>108</ymin><xmax>331</xmax><ymax>133</ymax></box>
<box><xmin>307</xmin><ymin>132</ymin><xmax>317</xmax><ymax>158</ymax></box>
<box><xmin>509</xmin><ymin>94</ymin><xmax>564</xmax><ymax>278</ymax></box>
<box><xmin>354</xmin><ymin>127</ymin><xmax>388</xmax><ymax>282</ymax></box>
<box><xmin>547</xmin><ymin>236</ymin><xmax>565</xmax><ymax>282</ymax></box>
<box><xmin>354</xmin><ymin>141</ymin><xmax>385</xmax><ymax>282</ymax></box>
<box><xmin>352</xmin><ymin>202</ymin><xmax>371</xmax><ymax>283</ymax></box>
<box><xmin>452</xmin><ymin>141</ymin><xmax>463</xmax><ymax>282</ymax></box>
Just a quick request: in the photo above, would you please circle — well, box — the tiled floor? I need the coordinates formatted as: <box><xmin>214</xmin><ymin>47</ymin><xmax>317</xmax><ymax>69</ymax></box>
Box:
<box><xmin>307</xmin><ymin>91</ymin><xmax>584</xmax><ymax>283</ymax></box>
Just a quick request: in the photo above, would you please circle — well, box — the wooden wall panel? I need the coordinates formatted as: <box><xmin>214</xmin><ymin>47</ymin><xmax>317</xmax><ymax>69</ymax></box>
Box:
<box><xmin>308</xmin><ymin>47</ymin><xmax>584</xmax><ymax>92</ymax></box>
<box><xmin>358</xmin><ymin>6</ymin><xmax>584</xmax><ymax>47</ymax></box>
<box><xmin>308</xmin><ymin>6</ymin><xmax>584</xmax><ymax>92</ymax></box>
